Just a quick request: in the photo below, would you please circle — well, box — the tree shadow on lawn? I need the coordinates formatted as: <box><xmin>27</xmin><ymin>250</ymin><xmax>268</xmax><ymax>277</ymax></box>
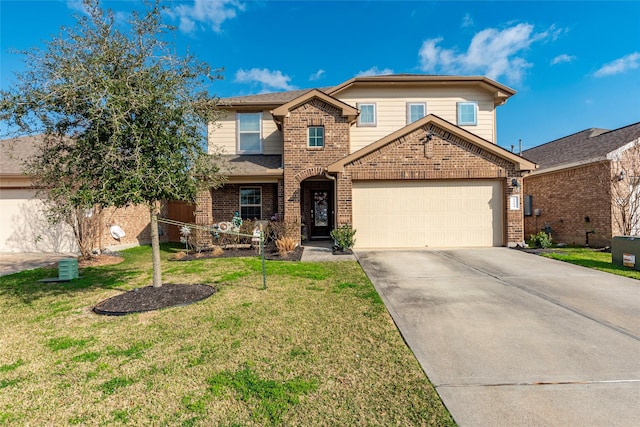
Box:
<box><xmin>0</xmin><ymin>243</ymin><xmax>310</xmax><ymax>312</ymax></box>
<box><xmin>0</xmin><ymin>243</ymin><xmax>184</xmax><ymax>304</ymax></box>
<box><xmin>0</xmin><ymin>263</ymin><xmax>142</xmax><ymax>305</ymax></box>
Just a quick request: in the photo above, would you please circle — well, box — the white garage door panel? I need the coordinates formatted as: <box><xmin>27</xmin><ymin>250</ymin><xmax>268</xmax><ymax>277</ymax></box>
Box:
<box><xmin>0</xmin><ymin>189</ymin><xmax>78</xmax><ymax>253</ymax></box>
<box><xmin>352</xmin><ymin>180</ymin><xmax>503</xmax><ymax>248</ymax></box>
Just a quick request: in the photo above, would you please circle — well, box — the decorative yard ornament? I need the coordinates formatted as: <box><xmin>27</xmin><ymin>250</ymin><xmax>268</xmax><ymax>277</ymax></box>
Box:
<box><xmin>179</xmin><ymin>226</ymin><xmax>191</xmax><ymax>249</ymax></box>
<box><xmin>232</xmin><ymin>211</ymin><xmax>243</xmax><ymax>231</ymax></box>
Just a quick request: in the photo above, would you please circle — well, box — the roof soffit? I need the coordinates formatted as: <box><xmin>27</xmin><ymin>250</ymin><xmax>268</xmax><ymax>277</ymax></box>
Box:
<box><xmin>327</xmin><ymin>75</ymin><xmax>516</xmax><ymax>106</ymax></box>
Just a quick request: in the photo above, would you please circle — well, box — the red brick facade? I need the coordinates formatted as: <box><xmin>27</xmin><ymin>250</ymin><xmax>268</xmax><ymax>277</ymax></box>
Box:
<box><xmin>338</xmin><ymin>123</ymin><xmax>524</xmax><ymax>245</ymax></box>
<box><xmin>523</xmin><ymin>162</ymin><xmax>613</xmax><ymax>247</ymax></box>
<box><xmin>282</xmin><ymin>98</ymin><xmax>352</xmax><ymax>225</ymax></box>
<box><xmin>99</xmin><ymin>203</ymin><xmax>169</xmax><ymax>250</ymax></box>
<box><xmin>211</xmin><ymin>183</ymin><xmax>278</xmax><ymax>222</ymax></box>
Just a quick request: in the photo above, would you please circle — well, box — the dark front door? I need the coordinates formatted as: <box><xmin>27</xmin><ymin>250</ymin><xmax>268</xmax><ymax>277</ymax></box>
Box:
<box><xmin>310</xmin><ymin>189</ymin><xmax>332</xmax><ymax>238</ymax></box>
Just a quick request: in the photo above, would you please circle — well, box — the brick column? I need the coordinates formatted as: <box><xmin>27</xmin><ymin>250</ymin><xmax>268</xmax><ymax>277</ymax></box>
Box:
<box><xmin>506</xmin><ymin>176</ymin><xmax>524</xmax><ymax>246</ymax></box>
<box><xmin>336</xmin><ymin>172</ymin><xmax>353</xmax><ymax>226</ymax></box>
<box><xmin>194</xmin><ymin>188</ymin><xmax>213</xmax><ymax>248</ymax></box>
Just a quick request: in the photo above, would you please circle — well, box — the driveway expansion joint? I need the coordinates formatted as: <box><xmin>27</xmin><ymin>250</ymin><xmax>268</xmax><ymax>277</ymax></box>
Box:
<box><xmin>438</xmin><ymin>379</ymin><xmax>640</xmax><ymax>388</ymax></box>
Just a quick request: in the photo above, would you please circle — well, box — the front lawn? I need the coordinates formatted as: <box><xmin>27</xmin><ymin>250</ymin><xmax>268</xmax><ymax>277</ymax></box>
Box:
<box><xmin>540</xmin><ymin>247</ymin><xmax>640</xmax><ymax>280</ymax></box>
<box><xmin>0</xmin><ymin>245</ymin><xmax>454</xmax><ymax>426</ymax></box>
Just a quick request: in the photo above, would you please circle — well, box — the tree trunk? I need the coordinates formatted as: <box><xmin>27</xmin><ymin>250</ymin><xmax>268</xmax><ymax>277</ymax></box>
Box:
<box><xmin>150</xmin><ymin>202</ymin><xmax>162</xmax><ymax>288</ymax></box>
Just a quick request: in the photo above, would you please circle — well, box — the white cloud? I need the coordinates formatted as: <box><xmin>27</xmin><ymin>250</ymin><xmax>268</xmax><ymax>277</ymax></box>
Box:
<box><xmin>234</xmin><ymin>68</ymin><xmax>296</xmax><ymax>91</ymax></box>
<box><xmin>170</xmin><ymin>0</ymin><xmax>245</xmax><ymax>34</ymax></box>
<box><xmin>355</xmin><ymin>67</ymin><xmax>394</xmax><ymax>77</ymax></box>
<box><xmin>66</xmin><ymin>0</ymin><xmax>88</xmax><ymax>15</ymax></box>
<box><xmin>309</xmin><ymin>69</ymin><xmax>326</xmax><ymax>81</ymax></box>
<box><xmin>551</xmin><ymin>54</ymin><xmax>576</xmax><ymax>65</ymax></box>
<box><xmin>594</xmin><ymin>52</ymin><xmax>640</xmax><ymax>77</ymax></box>
<box><xmin>418</xmin><ymin>23</ymin><xmax>554</xmax><ymax>83</ymax></box>
<box><xmin>462</xmin><ymin>13</ymin><xmax>474</xmax><ymax>28</ymax></box>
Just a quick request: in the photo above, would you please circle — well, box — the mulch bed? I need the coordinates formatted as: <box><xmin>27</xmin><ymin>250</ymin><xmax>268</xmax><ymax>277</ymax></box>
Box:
<box><xmin>94</xmin><ymin>284</ymin><xmax>215</xmax><ymax>316</ymax></box>
<box><xmin>171</xmin><ymin>243</ymin><xmax>304</xmax><ymax>262</ymax></box>
<box><xmin>92</xmin><ymin>244</ymin><xmax>303</xmax><ymax>316</ymax></box>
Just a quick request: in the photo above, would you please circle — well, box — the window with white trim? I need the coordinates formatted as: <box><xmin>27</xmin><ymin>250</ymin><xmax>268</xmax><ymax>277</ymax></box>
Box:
<box><xmin>457</xmin><ymin>102</ymin><xmax>477</xmax><ymax>126</ymax></box>
<box><xmin>240</xmin><ymin>187</ymin><xmax>262</xmax><ymax>219</ymax></box>
<box><xmin>308</xmin><ymin>126</ymin><xmax>324</xmax><ymax>148</ymax></box>
<box><xmin>237</xmin><ymin>112</ymin><xmax>262</xmax><ymax>153</ymax></box>
<box><xmin>407</xmin><ymin>102</ymin><xmax>426</xmax><ymax>124</ymax></box>
<box><xmin>357</xmin><ymin>103</ymin><xmax>376</xmax><ymax>126</ymax></box>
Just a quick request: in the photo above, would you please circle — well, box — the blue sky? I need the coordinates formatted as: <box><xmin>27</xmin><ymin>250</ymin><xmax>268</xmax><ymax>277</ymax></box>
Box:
<box><xmin>1</xmin><ymin>0</ymin><xmax>639</xmax><ymax>150</ymax></box>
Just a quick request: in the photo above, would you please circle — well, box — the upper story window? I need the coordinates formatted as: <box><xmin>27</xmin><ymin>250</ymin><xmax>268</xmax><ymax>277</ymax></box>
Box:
<box><xmin>237</xmin><ymin>112</ymin><xmax>262</xmax><ymax>153</ymax></box>
<box><xmin>407</xmin><ymin>102</ymin><xmax>426</xmax><ymax>124</ymax></box>
<box><xmin>308</xmin><ymin>126</ymin><xmax>324</xmax><ymax>148</ymax></box>
<box><xmin>457</xmin><ymin>102</ymin><xmax>477</xmax><ymax>126</ymax></box>
<box><xmin>357</xmin><ymin>103</ymin><xmax>376</xmax><ymax>127</ymax></box>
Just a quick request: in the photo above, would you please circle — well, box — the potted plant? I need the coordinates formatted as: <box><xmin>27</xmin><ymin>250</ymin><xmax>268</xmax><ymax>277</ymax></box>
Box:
<box><xmin>330</xmin><ymin>225</ymin><xmax>356</xmax><ymax>255</ymax></box>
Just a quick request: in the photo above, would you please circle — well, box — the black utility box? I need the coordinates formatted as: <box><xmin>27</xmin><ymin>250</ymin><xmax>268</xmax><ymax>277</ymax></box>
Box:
<box><xmin>612</xmin><ymin>236</ymin><xmax>640</xmax><ymax>271</ymax></box>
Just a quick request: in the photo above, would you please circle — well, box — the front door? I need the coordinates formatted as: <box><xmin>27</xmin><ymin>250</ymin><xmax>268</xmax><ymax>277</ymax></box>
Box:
<box><xmin>310</xmin><ymin>189</ymin><xmax>332</xmax><ymax>238</ymax></box>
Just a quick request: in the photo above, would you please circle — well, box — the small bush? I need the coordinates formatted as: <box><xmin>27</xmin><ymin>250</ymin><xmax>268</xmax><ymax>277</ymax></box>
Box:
<box><xmin>529</xmin><ymin>231</ymin><xmax>552</xmax><ymax>249</ymax></box>
<box><xmin>276</xmin><ymin>237</ymin><xmax>297</xmax><ymax>255</ymax></box>
<box><xmin>330</xmin><ymin>225</ymin><xmax>357</xmax><ymax>250</ymax></box>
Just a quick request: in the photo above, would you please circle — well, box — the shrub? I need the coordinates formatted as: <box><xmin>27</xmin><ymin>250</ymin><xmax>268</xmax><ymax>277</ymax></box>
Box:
<box><xmin>529</xmin><ymin>231</ymin><xmax>552</xmax><ymax>249</ymax></box>
<box><xmin>275</xmin><ymin>237</ymin><xmax>297</xmax><ymax>255</ymax></box>
<box><xmin>330</xmin><ymin>225</ymin><xmax>357</xmax><ymax>250</ymax></box>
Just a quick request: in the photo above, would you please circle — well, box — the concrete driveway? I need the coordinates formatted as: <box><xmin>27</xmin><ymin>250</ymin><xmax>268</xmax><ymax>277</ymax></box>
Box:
<box><xmin>0</xmin><ymin>253</ymin><xmax>75</xmax><ymax>277</ymax></box>
<box><xmin>356</xmin><ymin>248</ymin><xmax>640</xmax><ymax>427</ymax></box>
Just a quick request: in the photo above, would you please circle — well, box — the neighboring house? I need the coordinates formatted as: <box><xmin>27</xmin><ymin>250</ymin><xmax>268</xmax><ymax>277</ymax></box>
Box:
<box><xmin>522</xmin><ymin>122</ymin><xmax>640</xmax><ymax>247</ymax></box>
<box><xmin>0</xmin><ymin>135</ymin><xmax>166</xmax><ymax>253</ymax></box>
<box><xmin>200</xmin><ymin>74</ymin><xmax>536</xmax><ymax>248</ymax></box>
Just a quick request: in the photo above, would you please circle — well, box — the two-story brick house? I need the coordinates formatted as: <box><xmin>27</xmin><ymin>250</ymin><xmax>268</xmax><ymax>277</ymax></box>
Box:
<box><xmin>199</xmin><ymin>74</ymin><xmax>536</xmax><ymax>248</ymax></box>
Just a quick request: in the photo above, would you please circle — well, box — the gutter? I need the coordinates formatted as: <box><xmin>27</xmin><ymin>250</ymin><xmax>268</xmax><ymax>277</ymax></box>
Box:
<box><xmin>527</xmin><ymin>157</ymin><xmax>608</xmax><ymax>177</ymax></box>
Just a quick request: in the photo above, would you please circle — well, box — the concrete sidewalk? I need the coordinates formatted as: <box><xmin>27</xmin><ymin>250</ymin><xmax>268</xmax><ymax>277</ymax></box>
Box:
<box><xmin>357</xmin><ymin>248</ymin><xmax>640</xmax><ymax>427</ymax></box>
<box><xmin>300</xmin><ymin>240</ymin><xmax>356</xmax><ymax>262</ymax></box>
<box><xmin>0</xmin><ymin>253</ymin><xmax>76</xmax><ymax>277</ymax></box>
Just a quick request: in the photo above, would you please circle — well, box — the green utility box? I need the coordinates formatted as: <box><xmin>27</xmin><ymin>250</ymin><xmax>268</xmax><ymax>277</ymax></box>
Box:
<box><xmin>611</xmin><ymin>236</ymin><xmax>640</xmax><ymax>271</ymax></box>
<box><xmin>58</xmin><ymin>258</ymin><xmax>79</xmax><ymax>280</ymax></box>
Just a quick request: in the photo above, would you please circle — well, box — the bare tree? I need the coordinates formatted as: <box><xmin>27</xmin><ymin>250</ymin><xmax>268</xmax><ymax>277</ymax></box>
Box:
<box><xmin>610</xmin><ymin>141</ymin><xmax>640</xmax><ymax>236</ymax></box>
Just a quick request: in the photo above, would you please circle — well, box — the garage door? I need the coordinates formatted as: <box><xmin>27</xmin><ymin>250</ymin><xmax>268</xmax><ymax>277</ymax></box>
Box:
<box><xmin>352</xmin><ymin>180</ymin><xmax>503</xmax><ymax>248</ymax></box>
<box><xmin>0</xmin><ymin>188</ymin><xmax>77</xmax><ymax>252</ymax></box>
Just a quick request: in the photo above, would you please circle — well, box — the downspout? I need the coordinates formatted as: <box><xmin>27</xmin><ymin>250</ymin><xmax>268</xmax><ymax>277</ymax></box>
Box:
<box><xmin>324</xmin><ymin>172</ymin><xmax>337</xmax><ymax>230</ymax></box>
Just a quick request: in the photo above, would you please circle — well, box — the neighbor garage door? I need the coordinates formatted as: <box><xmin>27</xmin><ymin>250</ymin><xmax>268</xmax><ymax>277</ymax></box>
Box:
<box><xmin>0</xmin><ymin>188</ymin><xmax>77</xmax><ymax>252</ymax></box>
<box><xmin>352</xmin><ymin>180</ymin><xmax>503</xmax><ymax>248</ymax></box>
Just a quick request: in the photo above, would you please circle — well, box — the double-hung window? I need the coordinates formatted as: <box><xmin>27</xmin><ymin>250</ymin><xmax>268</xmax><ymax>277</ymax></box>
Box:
<box><xmin>457</xmin><ymin>102</ymin><xmax>477</xmax><ymax>126</ymax></box>
<box><xmin>308</xmin><ymin>126</ymin><xmax>324</xmax><ymax>148</ymax></box>
<box><xmin>407</xmin><ymin>102</ymin><xmax>426</xmax><ymax>124</ymax></box>
<box><xmin>357</xmin><ymin>103</ymin><xmax>376</xmax><ymax>126</ymax></box>
<box><xmin>237</xmin><ymin>112</ymin><xmax>262</xmax><ymax>153</ymax></box>
<box><xmin>239</xmin><ymin>187</ymin><xmax>261</xmax><ymax>219</ymax></box>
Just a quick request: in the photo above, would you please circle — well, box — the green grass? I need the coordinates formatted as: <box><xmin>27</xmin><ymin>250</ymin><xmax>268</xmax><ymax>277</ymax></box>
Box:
<box><xmin>540</xmin><ymin>247</ymin><xmax>640</xmax><ymax>280</ymax></box>
<box><xmin>0</xmin><ymin>243</ymin><xmax>454</xmax><ymax>426</ymax></box>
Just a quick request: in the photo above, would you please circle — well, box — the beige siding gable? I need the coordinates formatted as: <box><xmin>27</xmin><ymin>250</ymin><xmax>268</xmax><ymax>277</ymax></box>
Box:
<box><xmin>335</xmin><ymin>86</ymin><xmax>497</xmax><ymax>153</ymax></box>
<box><xmin>208</xmin><ymin>110</ymin><xmax>283</xmax><ymax>155</ymax></box>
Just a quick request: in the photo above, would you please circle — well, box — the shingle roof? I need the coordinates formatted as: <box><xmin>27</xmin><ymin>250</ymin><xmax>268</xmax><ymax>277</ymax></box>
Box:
<box><xmin>218</xmin><ymin>88</ymin><xmax>332</xmax><ymax>107</ymax></box>
<box><xmin>222</xmin><ymin>155</ymin><xmax>283</xmax><ymax>176</ymax></box>
<box><xmin>217</xmin><ymin>74</ymin><xmax>515</xmax><ymax>107</ymax></box>
<box><xmin>0</xmin><ymin>135</ymin><xmax>43</xmax><ymax>175</ymax></box>
<box><xmin>522</xmin><ymin>122</ymin><xmax>640</xmax><ymax>171</ymax></box>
